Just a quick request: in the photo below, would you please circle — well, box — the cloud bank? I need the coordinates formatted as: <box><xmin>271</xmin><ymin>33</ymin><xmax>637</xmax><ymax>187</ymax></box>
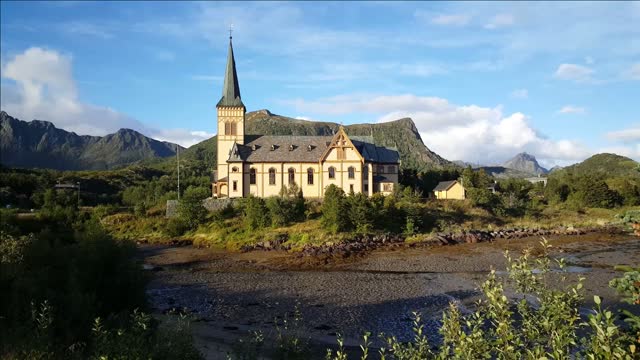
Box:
<box><xmin>1</xmin><ymin>47</ymin><xmax>211</xmax><ymax>147</ymax></box>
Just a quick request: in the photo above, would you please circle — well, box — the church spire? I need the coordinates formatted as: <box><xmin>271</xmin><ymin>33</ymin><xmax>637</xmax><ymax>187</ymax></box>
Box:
<box><xmin>217</xmin><ymin>34</ymin><xmax>243</xmax><ymax>107</ymax></box>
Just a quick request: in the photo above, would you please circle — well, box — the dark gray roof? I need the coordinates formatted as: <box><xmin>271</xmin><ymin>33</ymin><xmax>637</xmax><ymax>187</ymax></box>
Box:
<box><xmin>351</xmin><ymin>137</ymin><xmax>400</xmax><ymax>164</ymax></box>
<box><xmin>217</xmin><ymin>38</ymin><xmax>244</xmax><ymax>108</ymax></box>
<box><xmin>433</xmin><ymin>180</ymin><xmax>458</xmax><ymax>192</ymax></box>
<box><xmin>226</xmin><ymin>135</ymin><xmax>400</xmax><ymax>164</ymax></box>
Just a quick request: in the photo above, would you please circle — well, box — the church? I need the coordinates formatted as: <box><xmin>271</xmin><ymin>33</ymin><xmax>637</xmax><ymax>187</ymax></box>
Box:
<box><xmin>212</xmin><ymin>36</ymin><xmax>400</xmax><ymax>199</ymax></box>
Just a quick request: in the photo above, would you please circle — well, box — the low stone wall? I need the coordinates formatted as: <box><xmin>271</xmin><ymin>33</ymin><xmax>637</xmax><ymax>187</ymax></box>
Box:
<box><xmin>166</xmin><ymin>200</ymin><xmax>178</xmax><ymax>218</ymax></box>
<box><xmin>202</xmin><ymin>197</ymin><xmax>236</xmax><ymax>212</ymax></box>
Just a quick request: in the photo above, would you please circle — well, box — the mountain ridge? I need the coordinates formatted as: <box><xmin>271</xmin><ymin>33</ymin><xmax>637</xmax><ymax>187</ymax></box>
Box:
<box><xmin>0</xmin><ymin>111</ymin><xmax>181</xmax><ymax>170</ymax></box>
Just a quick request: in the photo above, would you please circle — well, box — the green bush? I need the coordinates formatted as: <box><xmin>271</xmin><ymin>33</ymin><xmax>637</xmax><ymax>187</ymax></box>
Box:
<box><xmin>0</xmin><ymin>218</ymin><xmax>146</xmax><ymax>356</ymax></box>
<box><xmin>321</xmin><ymin>185</ymin><xmax>350</xmax><ymax>233</ymax></box>
<box><xmin>178</xmin><ymin>186</ymin><xmax>210</xmax><ymax>229</ymax></box>
<box><xmin>242</xmin><ymin>195</ymin><xmax>271</xmax><ymax>230</ymax></box>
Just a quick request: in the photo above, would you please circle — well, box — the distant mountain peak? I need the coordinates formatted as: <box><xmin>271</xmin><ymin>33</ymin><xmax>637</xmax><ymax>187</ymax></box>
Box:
<box><xmin>0</xmin><ymin>112</ymin><xmax>179</xmax><ymax>170</ymax></box>
<box><xmin>503</xmin><ymin>152</ymin><xmax>548</xmax><ymax>175</ymax></box>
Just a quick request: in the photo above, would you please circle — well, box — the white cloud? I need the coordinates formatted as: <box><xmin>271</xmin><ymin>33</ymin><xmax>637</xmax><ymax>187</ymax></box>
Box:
<box><xmin>625</xmin><ymin>63</ymin><xmax>640</xmax><ymax>80</ymax></box>
<box><xmin>558</xmin><ymin>105</ymin><xmax>586</xmax><ymax>114</ymax></box>
<box><xmin>286</xmin><ymin>93</ymin><xmax>592</xmax><ymax>165</ymax></box>
<box><xmin>154</xmin><ymin>129</ymin><xmax>214</xmax><ymax>147</ymax></box>
<box><xmin>606</xmin><ymin>127</ymin><xmax>640</xmax><ymax>143</ymax></box>
<box><xmin>484</xmin><ymin>14</ymin><xmax>515</xmax><ymax>29</ymax></box>
<box><xmin>510</xmin><ymin>88</ymin><xmax>528</xmax><ymax>99</ymax></box>
<box><xmin>0</xmin><ymin>47</ymin><xmax>209</xmax><ymax>147</ymax></box>
<box><xmin>554</xmin><ymin>63</ymin><xmax>594</xmax><ymax>82</ymax></box>
<box><xmin>427</xmin><ymin>13</ymin><xmax>472</xmax><ymax>26</ymax></box>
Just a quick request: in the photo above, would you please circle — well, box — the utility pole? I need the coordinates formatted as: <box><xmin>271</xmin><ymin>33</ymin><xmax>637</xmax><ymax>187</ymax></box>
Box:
<box><xmin>177</xmin><ymin>144</ymin><xmax>180</xmax><ymax>201</ymax></box>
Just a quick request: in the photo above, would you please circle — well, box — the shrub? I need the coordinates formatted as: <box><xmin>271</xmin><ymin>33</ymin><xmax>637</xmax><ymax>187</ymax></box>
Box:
<box><xmin>346</xmin><ymin>192</ymin><xmax>374</xmax><ymax>234</ymax></box>
<box><xmin>242</xmin><ymin>195</ymin><xmax>271</xmax><ymax>230</ymax></box>
<box><xmin>321</xmin><ymin>185</ymin><xmax>350</xmax><ymax>233</ymax></box>
<box><xmin>178</xmin><ymin>186</ymin><xmax>210</xmax><ymax>229</ymax></box>
<box><xmin>165</xmin><ymin>217</ymin><xmax>189</xmax><ymax>237</ymax></box>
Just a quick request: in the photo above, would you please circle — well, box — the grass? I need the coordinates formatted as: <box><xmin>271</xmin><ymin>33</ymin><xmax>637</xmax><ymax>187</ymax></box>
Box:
<box><xmin>101</xmin><ymin>201</ymin><xmax>636</xmax><ymax>250</ymax></box>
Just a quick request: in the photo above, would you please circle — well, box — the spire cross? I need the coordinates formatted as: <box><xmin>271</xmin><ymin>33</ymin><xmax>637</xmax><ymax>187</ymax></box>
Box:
<box><xmin>229</xmin><ymin>23</ymin><xmax>233</xmax><ymax>40</ymax></box>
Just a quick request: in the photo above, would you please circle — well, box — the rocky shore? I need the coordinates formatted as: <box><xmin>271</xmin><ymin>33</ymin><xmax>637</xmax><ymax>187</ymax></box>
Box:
<box><xmin>238</xmin><ymin>225</ymin><xmax>626</xmax><ymax>259</ymax></box>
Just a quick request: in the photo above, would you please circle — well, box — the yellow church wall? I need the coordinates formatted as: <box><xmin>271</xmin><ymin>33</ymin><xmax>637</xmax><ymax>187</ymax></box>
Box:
<box><xmin>243</xmin><ymin>163</ymin><xmax>323</xmax><ymax>198</ymax></box>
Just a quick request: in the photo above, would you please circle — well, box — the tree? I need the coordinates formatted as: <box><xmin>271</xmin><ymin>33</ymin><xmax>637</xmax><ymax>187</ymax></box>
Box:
<box><xmin>346</xmin><ymin>192</ymin><xmax>374</xmax><ymax>234</ymax></box>
<box><xmin>242</xmin><ymin>195</ymin><xmax>270</xmax><ymax>230</ymax></box>
<box><xmin>178</xmin><ymin>186</ymin><xmax>209</xmax><ymax>229</ymax></box>
<box><xmin>321</xmin><ymin>185</ymin><xmax>350</xmax><ymax>233</ymax></box>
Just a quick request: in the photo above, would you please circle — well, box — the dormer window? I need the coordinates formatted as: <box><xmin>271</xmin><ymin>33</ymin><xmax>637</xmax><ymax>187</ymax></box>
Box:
<box><xmin>271</xmin><ymin>144</ymin><xmax>276</xmax><ymax>151</ymax></box>
<box><xmin>252</xmin><ymin>144</ymin><xmax>257</xmax><ymax>151</ymax></box>
<box><xmin>289</xmin><ymin>144</ymin><xmax>294</xmax><ymax>151</ymax></box>
<box><xmin>307</xmin><ymin>145</ymin><xmax>313</xmax><ymax>151</ymax></box>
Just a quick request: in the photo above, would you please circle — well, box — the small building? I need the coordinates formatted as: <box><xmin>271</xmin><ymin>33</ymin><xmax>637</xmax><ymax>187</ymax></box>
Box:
<box><xmin>525</xmin><ymin>177</ymin><xmax>548</xmax><ymax>187</ymax></box>
<box><xmin>433</xmin><ymin>180</ymin><xmax>466</xmax><ymax>200</ymax></box>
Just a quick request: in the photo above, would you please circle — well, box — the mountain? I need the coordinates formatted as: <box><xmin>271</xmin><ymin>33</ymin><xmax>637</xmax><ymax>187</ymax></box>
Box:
<box><xmin>551</xmin><ymin>153</ymin><xmax>639</xmax><ymax>179</ymax></box>
<box><xmin>548</xmin><ymin>165</ymin><xmax>564</xmax><ymax>173</ymax></box>
<box><xmin>0</xmin><ymin>111</ymin><xmax>181</xmax><ymax>170</ymax></box>
<box><xmin>502</xmin><ymin>152</ymin><xmax>548</xmax><ymax>175</ymax></box>
<box><xmin>175</xmin><ymin>109</ymin><xmax>450</xmax><ymax>172</ymax></box>
<box><xmin>478</xmin><ymin>166</ymin><xmax>538</xmax><ymax>179</ymax></box>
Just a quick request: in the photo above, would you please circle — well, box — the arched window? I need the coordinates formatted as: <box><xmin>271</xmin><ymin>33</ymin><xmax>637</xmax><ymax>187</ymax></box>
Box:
<box><xmin>249</xmin><ymin>168</ymin><xmax>256</xmax><ymax>185</ymax></box>
<box><xmin>288</xmin><ymin>168</ymin><xmax>295</xmax><ymax>184</ymax></box>
<box><xmin>377</xmin><ymin>165</ymin><xmax>384</xmax><ymax>173</ymax></box>
<box><xmin>363</xmin><ymin>165</ymin><xmax>368</xmax><ymax>177</ymax></box>
<box><xmin>328</xmin><ymin>166</ymin><xmax>336</xmax><ymax>179</ymax></box>
<box><xmin>348</xmin><ymin>166</ymin><xmax>355</xmax><ymax>179</ymax></box>
<box><xmin>269</xmin><ymin>168</ymin><xmax>276</xmax><ymax>185</ymax></box>
<box><xmin>307</xmin><ymin>168</ymin><xmax>314</xmax><ymax>185</ymax></box>
<box><xmin>387</xmin><ymin>165</ymin><xmax>396</xmax><ymax>174</ymax></box>
<box><xmin>232</xmin><ymin>166</ymin><xmax>239</xmax><ymax>173</ymax></box>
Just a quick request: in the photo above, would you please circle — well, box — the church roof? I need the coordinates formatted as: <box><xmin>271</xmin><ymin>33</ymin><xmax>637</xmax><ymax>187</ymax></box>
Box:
<box><xmin>217</xmin><ymin>38</ymin><xmax>244</xmax><ymax>108</ymax></box>
<box><xmin>226</xmin><ymin>135</ymin><xmax>400</xmax><ymax>164</ymax></box>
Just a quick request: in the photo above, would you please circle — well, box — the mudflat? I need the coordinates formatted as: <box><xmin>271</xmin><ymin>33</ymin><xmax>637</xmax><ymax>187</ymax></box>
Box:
<box><xmin>139</xmin><ymin>232</ymin><xmax>640</xmax><ymax>359</ymax></box>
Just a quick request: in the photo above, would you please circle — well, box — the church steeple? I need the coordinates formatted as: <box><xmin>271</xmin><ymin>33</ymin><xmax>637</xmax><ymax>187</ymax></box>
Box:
<box><xmin>217</xmin><ymin>36</ymin><xmax>243</xmax><ymax>107</ymax></box>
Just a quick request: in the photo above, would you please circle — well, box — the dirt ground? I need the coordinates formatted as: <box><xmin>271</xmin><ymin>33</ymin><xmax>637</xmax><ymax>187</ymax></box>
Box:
<box><xmin>139</xmin><ymin>232</ymin><xmax>640</xmax><ymax>359</ymax></box>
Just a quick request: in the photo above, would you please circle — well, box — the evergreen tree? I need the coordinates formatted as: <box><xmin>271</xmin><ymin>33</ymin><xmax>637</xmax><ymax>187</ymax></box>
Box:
<box><xmin>321</xmin><ymin>185</ymin><xmax>350</xmax><ymax>233</ymax></box>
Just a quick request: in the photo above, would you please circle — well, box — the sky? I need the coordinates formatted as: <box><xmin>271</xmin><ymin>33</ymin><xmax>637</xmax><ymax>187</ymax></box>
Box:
<box><xmin>1</xmin><ymin>1</ymin><xmax>639</xmax><ymax>168</ymax></box>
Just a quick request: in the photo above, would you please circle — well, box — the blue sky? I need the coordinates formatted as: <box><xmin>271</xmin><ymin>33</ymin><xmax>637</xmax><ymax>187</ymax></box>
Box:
<box><xmin>1</xmin><ymin>1</ymin><xmax>638</xmax><ymax>167</ymax></box>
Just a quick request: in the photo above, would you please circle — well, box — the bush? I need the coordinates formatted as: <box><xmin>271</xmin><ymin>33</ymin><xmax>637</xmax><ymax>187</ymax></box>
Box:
<box><xmin>346</xmin><ymin>192</ymin><xmax>374</xmax><ymax>234</ymax></box>
<box><xmin>321</xmin><ymin>185</ymin><xmax>350</xmax><ymax>233</ymax></box>
<box><xmin>1</xmin><ymin>219</ymin><xmax>146</xmax><ymax>355</ymax></box>
<box><xmin>242</xmin><ymin>195</ymin><xmax>271</xmax><ymax>230</ymax></box>
<box><xmin>165</xmin><ymin>217</ymin><xmax>189</xmax><ymax>237</ymax></box>
<box><xmin>178</xmin><ymin>186</ymin><xmax>210</xmax><ymax>229</ymax></box>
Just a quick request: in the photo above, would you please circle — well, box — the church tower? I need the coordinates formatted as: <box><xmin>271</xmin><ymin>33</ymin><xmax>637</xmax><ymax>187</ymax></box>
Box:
<box><xmin>215</xmin><ymin>34</ymin><xmax>245</xmax><ymax>196</ymax></box>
